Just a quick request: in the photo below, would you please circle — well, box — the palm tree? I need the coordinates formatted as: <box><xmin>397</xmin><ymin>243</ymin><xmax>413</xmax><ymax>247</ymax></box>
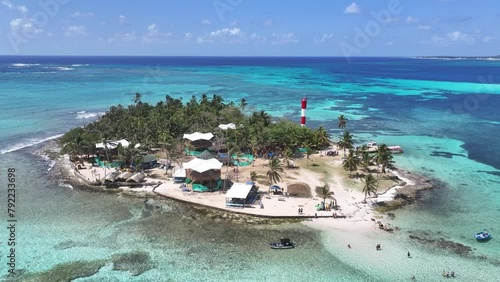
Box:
<box><xmin>282</xmin><ymin>146</ymin><xmax>294</xmax><ymax>168</ymax></box>
<box><xmin>338</xmin><ymin>114</ymin><xmax>348</xmax><ymax>129</ymax></box>
<box><xmin>239</xmin><ymin>98</ymin><xmax>247</xmax><ymax>112</ymax></box>
<box><xmin>61</xmin><ymin>141</ymin><xmax>79</xmax><ymax>162</ymax></box>
<box><xmin>250</xmin><ymin>171</ymin><xmax>257</xmax><ymax>182</ymax></box>
<box><xmin>342</xmin><ymin>150</ymin><xmax>359</xmax><ymax>176</ymax></box>
<box><xmin>133</xmin><ymin>92</ymin><xmax>142</xmax><ymax>104</ymax></box>
<box><xmin>267</xmin><ymin>157</ymin><xmax>284</xmax><ymax>188</ymax></box>
<box><xmin>339</xmin><ymin>131</ymin><xmax>353</xmax><ymax>157</ymax></box>
<box><xmin>303</xmin><ymin>142</ymin><xmax>314</xmax><ymax>166</ymax></box>
<box><xmin>373</xmin><ymin>144</ymin><xmax>395</xmax><ymax>189</ymax></box>
<box><xmin>315</xmin><ymin>183</ymin><xmax>333</xmax><ymax>207</ymax></box>
<box><xmin>360</xmin><ymin>151</ymin><xmax>372</xmax><ymax>172</ymax></box>
<box><xmin>362</xmin><ymin>173</ymin><xmax>378</xmax><ymax>202</ymax></box>
<box><xmin>224</xmin><ymin>141</ymin><xmax>239</xmax><ymax>191</ymax></box>
<box><xmin>315</xmin><ymin>126</ymin><xmax>330</xmax><ymax>155</ymax></box>
<box><xmin>116</xmin><ymin>144</ymin><xmax>142</xmax><ymax>167</ymax></box>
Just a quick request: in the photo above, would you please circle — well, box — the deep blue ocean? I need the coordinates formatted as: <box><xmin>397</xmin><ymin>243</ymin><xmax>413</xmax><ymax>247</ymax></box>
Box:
<box><xmin>0</xmin><ymin>56</ymin><xmax>499</xmax><ymax>281</ymax></box>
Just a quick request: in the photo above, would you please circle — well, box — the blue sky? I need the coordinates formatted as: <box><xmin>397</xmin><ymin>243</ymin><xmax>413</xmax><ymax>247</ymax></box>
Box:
<box><xmin>0</xmin><ymin>0</ymin><xmax>498</xmax><ymax>56</ymax></box>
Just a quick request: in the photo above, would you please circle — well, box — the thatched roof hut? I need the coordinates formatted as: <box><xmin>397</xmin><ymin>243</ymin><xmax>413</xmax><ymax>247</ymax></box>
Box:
<box><xmin>126</xmin><ymin>172</ymin><xmax>146</xmax><ymax>183</ymax></box>
<box><xmin>183</xmin><ymin>158</ymin><xmax>222</xmax><ymax>182</ymax></box>
<box><xmin>116</xmin><ymin>171</ymin><xmax>133</xmax><ymax>181</ymax></box>
<box><xmin>183</xmin><ymin>132</ymin><xmax>214</xmax><ymax>150</ymax></box>
<box><xmin>104</xmin><ymin>171</ymin><xmax>120</xmax><ymax>182</ymax></box>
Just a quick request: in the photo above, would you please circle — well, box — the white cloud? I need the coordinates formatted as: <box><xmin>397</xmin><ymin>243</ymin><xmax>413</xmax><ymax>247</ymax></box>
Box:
<box><xmin>447</xmin><ymin>31</ymin><xmax>475</xmax><ymax>43</ymax></box>
<box><xmin>122</xmin><ymin>31</ymin><xmax>136</xmax><ymax>43</ymax></box>
<box><xmin>344</xmin><ymin>2</ymin><xmax>360</xmax><ymax>14</ymax></box>
<box><xmin>384</xmin><ymin>41</ymin><xmax>394</xmax><ymax>46</ymax></box>
<box><xmin>185</xmin><ymin>32</ymin><xmax>192</xmax><ymax>40</ymax></box>
<box><xmin>147</xmin><ymin>23</ymin><xmax>159</xmax><ymax>36</ymax></box>
<box><xmin>384</xmin><ymin>16</ymin><xmax>400</xmax><ymax>23</ymax></box>
<box><xmin>315</xmin><ymin>33</ymin><xmax>335</xmax><ymax>43</ymax></box>
<box><xmin>406</xmin><ymin>16</ymin><xmax>417</xmax><ymax>24</ymax></box>
<box><xmin>142</xmin><ymin>24</ymin><xmax>172</xmax><ymax>43</ymax></box>
<box><xmin>63</xmin><ymin>25</ymin><xmax>86</xmax><ymax>36</ymax></box>
<box><xmin>1</xmin><ymin>0</ymin><xmax>13</xmax><ymax>9</ymax></box>
<box><xmin>230</xmin><ymin>20</ymin><xmax>238</xmax><ymax>26</ymax></box>
<box><xmin>196</xmin><ymin>27</ymin><xmax>246</xmax><ymax>44</ymax></box>
<box><xmin>270</xmin><ymin>32</ymin><xmax>299</xmax><ymax>45</ymax></box>
<box><xmin>263</xmin><ymin>19</ymin><xmax>273</xmax><ymax>27</ymax></box>
<box><xmin>448</xmin><ymin>31</ymin><xmax>462</xmax><ymax>41</ymax></box>
<box><xmin>17</xmin><ymin>5</ymin><xmax>28</xmax><ymax>14</ymax></box>
<box><xmin>213</xmin><ymin>27</ymin><xmax>242</xmax><ymax>36</ymax></box>
<box><xmin>10</xmin><ymin>18</ymin><xmax>43</xmax><ymax>36</ymax></box>
<box><xmin>2</xmin><ymin>1</ymin><xmax>28</xmax><ymax>14</ymax></box>
<box><xmin>201</xmin><ymin>19</ymin><xmax>211</xmax><ymax>25</ymax></box>
<box><xmin>71</xmin><ymin>12</ymin><xmax>94</xmax><ymax>17</ymax></box>
<box><xmin>418</xmin><ymin>25</ymin><xmax>432</xmax><ymax>30</ymax></box>
<box><xmin>195</xmin><ymin>28</ymin><xmax>298</xmax><ymax>45</ymax></box>
<box><xmin>430</xmin><ymin>31</ymin><xmax>476</xmax><ymax>44</ymax></box>
<box><xmin>482</xmin><ymin>36</ymin><xmax>494</xmax><ymax>43</ymax></box>
<box><xmin>119</xmin><ymin>15</ymin><xmax>126</xmax><ymax>24</ymax></box>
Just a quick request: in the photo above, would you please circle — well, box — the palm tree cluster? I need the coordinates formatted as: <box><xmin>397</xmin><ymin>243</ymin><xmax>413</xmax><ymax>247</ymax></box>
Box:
<box><xmin>342</xmin><ymin>143</ymin><xmax>395</xmax><ymax>177</ymax></box>
<box><xmin>60</xmin><ymin>94</ymin><xmax>332</xmax><ymax>166</ymax></box>
<box><xmin>335</xmin><ymin>114</ymin><xmax>396</xmax><ymax>197</ymax></box>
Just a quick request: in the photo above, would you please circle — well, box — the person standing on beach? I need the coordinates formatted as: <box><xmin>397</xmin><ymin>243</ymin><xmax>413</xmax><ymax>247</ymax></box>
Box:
<box><xmin>408</xmin><ymin>251</ymin><xmax>411</xmax><ymax>258</ymax></box>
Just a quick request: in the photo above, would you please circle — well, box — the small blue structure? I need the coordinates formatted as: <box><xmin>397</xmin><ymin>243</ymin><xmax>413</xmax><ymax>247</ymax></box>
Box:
<box><xmin>475</xmin><ymin>231</ymin><xmax>491</xmax><ymax>241</ymax></box>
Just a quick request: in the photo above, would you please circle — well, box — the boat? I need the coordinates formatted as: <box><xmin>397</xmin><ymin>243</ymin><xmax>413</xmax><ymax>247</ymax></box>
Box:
<box><xmin>388</xmin><ymin>146</ymin><xmax>404</xmax><ymax>154</ymax></box>
<box><xmin>474</xmin><ymin>231</ymin><xmax>491</xmax><ymax>241</ymax></box>
<box><xmin>269</xmin><ymin>238</ymin><xmax>295</xmax><ymax>249</ymax></box>
<box><xmin>365</xmin><ymin>142</ymin><xmax>403</xmax><ymax>154</ymax></box>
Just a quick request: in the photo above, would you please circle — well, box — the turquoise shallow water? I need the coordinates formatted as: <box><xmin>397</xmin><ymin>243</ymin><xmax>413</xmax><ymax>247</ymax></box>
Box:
<box><xmin>0</xmin><ymin>56</ymin><xmax>499</xmax><ymax>280</ymax></box>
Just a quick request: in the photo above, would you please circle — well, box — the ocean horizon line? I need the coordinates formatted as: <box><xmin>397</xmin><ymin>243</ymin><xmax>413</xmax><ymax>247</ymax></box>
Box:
<box><xmin>1</xmin><ymin>54</ymin><xmax>497</xmax><ymax>58</ymax></box>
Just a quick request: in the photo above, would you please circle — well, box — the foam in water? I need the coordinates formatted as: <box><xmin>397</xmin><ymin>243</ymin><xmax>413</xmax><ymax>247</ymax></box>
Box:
<box><xmin>11</xmin><ymin>63</ymin><xmax>40</xmax><ymax>67</ymax></box>
<box><xmin>0</xmin><ymin>134</ymin><xmax>64</xmax><ymax>154</ymax></box>
<box><xmin>58</xmin><ymin>182</ymin><xmax>74</xmax><ymax>189</ymax></box>
<box><xmin>76</xmin><ymin>111</ymin><xmax>106</xmax><ymax>119</ymax></box>
<box><xmin>39</xmin><ymin>154</ymin><xmax>57</xmax><ymax>171</ymax></box>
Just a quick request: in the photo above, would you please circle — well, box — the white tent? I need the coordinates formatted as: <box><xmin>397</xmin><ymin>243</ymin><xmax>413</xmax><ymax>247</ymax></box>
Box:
<box><xmin>96</xmin><ymin>139</ymin><xmax>130</xmax><ymax>149</ymax></box>
<box><xmin>226</xmin><ymin>183</ymin><xmax>253</xmax><ymax>199</ymax></box>
<box><xmin>218</xmin><ymin>123</ymin><xmax>236</xmax><ymax>130</ymax></box>
<box><xmin>183</xmin><ymin>132</ymin><xmax>214</xmax><ymax>141</ymax></box>
<box><xmin>173</xmin><ymin>168</ymin><xmax>186</xmax><ymax>178</ymax></box>
<box><xmin>183</xmin><ymin>158</ymin><xmax>222</xmax><ymax>173</ymax></box>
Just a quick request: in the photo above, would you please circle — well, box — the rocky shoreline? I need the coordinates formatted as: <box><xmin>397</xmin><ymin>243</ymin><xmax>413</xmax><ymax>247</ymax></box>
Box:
<box><xmin>374</xmin><ymin>168</ymin><xmax>434</xmax><ymax>212</ymax></box>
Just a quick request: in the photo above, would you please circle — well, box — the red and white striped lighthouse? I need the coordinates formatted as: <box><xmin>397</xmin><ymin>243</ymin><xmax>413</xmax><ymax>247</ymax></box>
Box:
<box><xmin>300</xmin><ymin>96</ymin><xmax>307</xmax><ymax>127</ymax></box>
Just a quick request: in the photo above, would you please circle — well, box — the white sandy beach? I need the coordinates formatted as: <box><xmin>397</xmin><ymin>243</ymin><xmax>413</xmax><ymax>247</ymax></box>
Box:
<box><xmin>67</xmin><ymin>152</ymin><xmax>397</xmax><ymax>234</ymax></box>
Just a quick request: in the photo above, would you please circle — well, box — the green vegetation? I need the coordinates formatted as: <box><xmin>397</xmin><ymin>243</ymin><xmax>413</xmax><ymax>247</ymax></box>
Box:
<box><xmin>362</xmin><ymin>173</ymin><xmax>378</xmax><ymax>202</ymax></box>
<box><xmin>267</xmin><ymin>157</ymin><xmax>284</xmax><ymax>186</ymax></box>
<box><xmin>337</xmin><ymin>114</ymin><xmax>348</xmax><ymax>129</ymax></box>
<box><xmin>342</xmin><ymin>150</ymin><xmax>360</xmax><ymax>176</ymax></box>
<box><xmin>315</xmin><ymin>183</ymin><xmax>333</xmax><ymax>205</ymax></box>
<box><xmin>60</xmin><ymin>94</ymin><xmax>331</xmax><ymax>166</ymax></box>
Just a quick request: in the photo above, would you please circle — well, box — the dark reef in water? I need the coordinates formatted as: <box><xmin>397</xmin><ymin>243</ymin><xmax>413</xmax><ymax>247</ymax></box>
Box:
<box><xmin>430</xmin><ymin>151</ymin><xmax>467</xmax><ymax>159</ymax></box>
<box><xmin>478</xmin><ymin>170</ymin><xmax>500</xmax><ymax>177</ymax></box>
<box><xmin>5</xmin><ymin>251</ymin><xmax>153</xmax><ymax>281</ymax></box>
<box><xmin>408</xmin><ymin>233</ymin><xmax>473</xmax><ymax>256</ymax></box>
<box><xmin>6</xmin><ymin>259</ymin><xmax>107</xmax><ymax>282</ymax></box>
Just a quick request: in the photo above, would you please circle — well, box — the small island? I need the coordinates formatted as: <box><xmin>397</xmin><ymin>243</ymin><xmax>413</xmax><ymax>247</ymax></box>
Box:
<box><xmin>58</xmin><ymin>94</ymin><xmax>432</xmax><ymax>230</ymax></box>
